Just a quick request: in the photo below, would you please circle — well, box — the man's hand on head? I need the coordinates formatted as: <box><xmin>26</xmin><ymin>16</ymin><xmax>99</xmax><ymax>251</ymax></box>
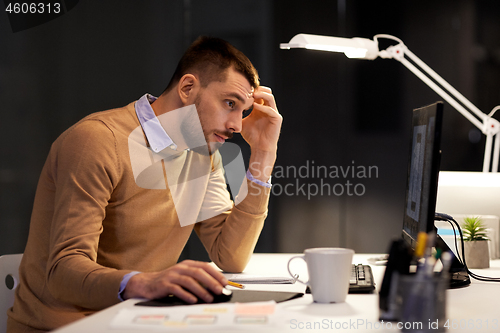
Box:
<box><xmin>122</xmin><ymin>260</ymin><xmax>228</xmax><ymax>303</ymax></box>
<box><xmin>241</xmin><ymin>86</ymin><xmax>282</xmax><ymax>183</ymax></box>
<box><xmin>241</xmin><ymin>86</ymin><xmax>282</xmax><ymax>153</ymax></box>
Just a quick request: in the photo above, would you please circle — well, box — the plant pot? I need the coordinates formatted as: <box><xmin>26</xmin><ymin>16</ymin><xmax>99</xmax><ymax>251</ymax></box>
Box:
<box><xmin>464</xmin><ymin>241</ymin><xmax>490</xmax><ymax>269</ymax></box>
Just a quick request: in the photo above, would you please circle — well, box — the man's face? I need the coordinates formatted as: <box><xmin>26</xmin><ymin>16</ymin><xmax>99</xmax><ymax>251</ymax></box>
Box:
<box><xmin>194</xmin><ymin>67</ymin><xmax>255</xmax><ymax>154</ymax></box>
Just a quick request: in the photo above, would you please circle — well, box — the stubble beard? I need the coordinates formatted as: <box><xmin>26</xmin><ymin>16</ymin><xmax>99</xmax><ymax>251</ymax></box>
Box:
<box><xmin>193</xmin><ymin>95</ymin><xmax>232</xmax><ymax>156</ymax></box>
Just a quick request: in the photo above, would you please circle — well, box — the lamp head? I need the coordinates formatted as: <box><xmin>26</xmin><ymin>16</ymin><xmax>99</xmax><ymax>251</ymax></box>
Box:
<box><xmin>280</xmin><ymin>33</ymin><xmax>379</xmax><ymax>60</ymax></box>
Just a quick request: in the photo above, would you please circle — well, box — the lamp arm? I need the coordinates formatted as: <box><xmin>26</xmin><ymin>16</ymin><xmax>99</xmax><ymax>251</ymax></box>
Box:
<box><xmin>493</xmin><ymin>135</ymin><xmax>500</xmax><ymax>172</ymax></box>
<box><xmin>382</xmin><ymin>43</ymin><xmax>486</xmax><ymax>131</ymax></box>
<box><xmin>399</xmin><ymin>54</ymin><xmax>484</xmax><ymax>131</ymax></box>
<box><xmin>280</xmin><ymin>33</ymin><xmax>500</xmax><ymax>171</ymax></box>
<box><xmin>375</xmin><ymin>34</ymin><xmax>484</xmax><ymax>123</ymax></box>
<box><xmin>403</xmin><ymin>47</ymin><xmax>488</xmax><ymax>124</ymax></box>
<box><xmin>401</xmin><ymin>50</ymin><xmax>499</xmax><ymax>172</ymax></box>
<box><xmin>489</xmin><ymin>106</ymin><xmax>500</xmax><ymax>118</ymax></box>
<box><xmin>377</xmin><ymin>36</ymin><xmax>500</xmax><ymax>172</ymax></box>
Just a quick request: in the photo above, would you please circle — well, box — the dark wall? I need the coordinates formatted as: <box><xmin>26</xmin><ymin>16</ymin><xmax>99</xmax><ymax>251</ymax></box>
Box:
<box><xmin>272</xmin><ymin>0</ymin><xmax>500</xmax><ymax>253</ymax></box>
<box><xmin>1</xmin><ymin>0</ymin><xmax>499</xmax><ymax>256</ymax></box>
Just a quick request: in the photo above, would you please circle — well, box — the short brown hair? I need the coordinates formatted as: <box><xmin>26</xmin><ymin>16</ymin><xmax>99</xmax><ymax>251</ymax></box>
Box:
<box><xmin>162</xmin><ymin>36</ymin><xmax>259</xmax><ymax>94</ymax></box>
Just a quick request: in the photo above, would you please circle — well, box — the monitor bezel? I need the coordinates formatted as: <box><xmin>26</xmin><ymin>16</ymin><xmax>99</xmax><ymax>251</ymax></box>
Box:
<box><xmin>401</xmin><ymin>102</ymin><xmax>443</xmax><ymax>249</ymax></box>
<box><xmin>400</xmin><ymin>101</ymin><xmax>470</xmax><ymax>288</ymax></box>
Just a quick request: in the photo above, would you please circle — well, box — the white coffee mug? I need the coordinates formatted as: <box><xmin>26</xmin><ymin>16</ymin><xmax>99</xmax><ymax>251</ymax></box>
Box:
<box><xmin>288</xmin><ymin>247</ymin><xmax>354</xmax><ymax>303</ymax></box>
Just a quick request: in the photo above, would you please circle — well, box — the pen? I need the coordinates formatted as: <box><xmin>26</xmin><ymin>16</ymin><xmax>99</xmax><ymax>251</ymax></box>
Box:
<box><xmin>414</xmin><ymin>232</ymin><xmax>428</xmax><ymax>259</ymax></box>
<box><xmin>425</xmin><ymin>231</ymin><xmax>436</xmax><ymax>258</ymax></box>
<box><xmin>227</xmin><ymin>280</ymin><xmax>245</xmax><ymax>289</ymax></box>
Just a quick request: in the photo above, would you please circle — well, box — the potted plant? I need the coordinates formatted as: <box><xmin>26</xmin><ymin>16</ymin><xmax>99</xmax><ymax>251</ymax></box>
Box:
<box><xmin>462</xmin><ymin>216</ymin><xmax>490</xmax><ymax>269</ymax></box>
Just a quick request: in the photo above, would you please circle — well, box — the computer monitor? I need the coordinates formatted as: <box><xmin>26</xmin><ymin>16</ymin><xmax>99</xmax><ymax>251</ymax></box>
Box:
<box><xmin>401</xmin><ymin>101</ymin><xmax>470</xmax><ymax>288</ymax></box>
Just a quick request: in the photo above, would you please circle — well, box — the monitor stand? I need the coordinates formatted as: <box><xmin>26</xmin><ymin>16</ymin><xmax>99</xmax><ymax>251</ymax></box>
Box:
<box><xmin>435</xmin><ymin>233</ymin><xmax>470</xmax><ymax>288</ymax></box>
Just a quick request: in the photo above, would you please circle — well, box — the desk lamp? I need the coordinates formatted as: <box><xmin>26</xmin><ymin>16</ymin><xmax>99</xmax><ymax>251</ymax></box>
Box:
<box><xmin>280</xmin><ymin>33</ymin><xmax>500</xmax><ymax>173</ymax></box>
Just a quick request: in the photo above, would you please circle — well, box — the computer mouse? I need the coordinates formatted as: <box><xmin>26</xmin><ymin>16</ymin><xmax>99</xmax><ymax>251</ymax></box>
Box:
<box><xmin>135</xmin><ymin>287</ymin><xmax>233</xmax><ymax>306</ymax></box>
<box><xmin>208</xmin><ymin>287</ymin><xmax>233</xmax><ymax>303</ymax></box>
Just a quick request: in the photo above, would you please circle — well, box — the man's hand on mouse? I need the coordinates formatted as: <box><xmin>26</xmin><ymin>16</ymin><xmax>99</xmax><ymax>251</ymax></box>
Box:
<box><xmin>122</xmin><ymin>260</ymin><xmax>228</xmax><ymax>303</ymax></box>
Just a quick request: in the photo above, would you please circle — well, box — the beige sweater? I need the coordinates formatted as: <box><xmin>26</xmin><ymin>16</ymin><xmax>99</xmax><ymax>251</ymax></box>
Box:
<box><xmin>7</xmin><ymin>102</ymin><xmax>270</xmax><ymax>332</ymax></box>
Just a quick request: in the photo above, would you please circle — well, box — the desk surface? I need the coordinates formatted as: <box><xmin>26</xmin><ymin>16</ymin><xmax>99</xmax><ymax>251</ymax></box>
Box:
<box><xmin>53</xmin><ymin>254</ymin><xmax>500</xmax><ymax>333</ymax></box>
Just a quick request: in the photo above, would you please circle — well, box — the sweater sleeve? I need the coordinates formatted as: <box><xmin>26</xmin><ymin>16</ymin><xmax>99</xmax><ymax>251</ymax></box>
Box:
<box><xmin>194</xmin><ymin>153</ymin><xmax>271</xmax><ymax>273</ymax></box>
<box><xmin>45</xmin><ymin>120</ymin><xmax>132</xmax><ymax>310</ymax></box>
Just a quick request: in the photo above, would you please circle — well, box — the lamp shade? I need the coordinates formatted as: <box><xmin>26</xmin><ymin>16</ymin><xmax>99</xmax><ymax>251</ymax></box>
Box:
<box><xmin>280</xmin><ymin>33</ymin><xmax>379</xmax><ymax>60</ymax></box>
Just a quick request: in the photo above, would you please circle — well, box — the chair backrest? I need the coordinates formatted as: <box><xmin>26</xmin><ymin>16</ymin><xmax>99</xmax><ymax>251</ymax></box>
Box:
<box><xmin>0</xmin><ymin>254</ymin><xmax>23</xmax><ymax>333</ymax></box>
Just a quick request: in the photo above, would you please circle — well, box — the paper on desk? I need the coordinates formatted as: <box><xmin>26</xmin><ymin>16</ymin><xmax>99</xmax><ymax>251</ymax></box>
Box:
<box><xmin>110</xmin><ymin>301</ymin><xmax>287</xmax><ymax>331</ymax></box>
<box><xmin>224</xmin><ymin>274</ymin><xmax>297</xmax><ymax>284</ymax></box>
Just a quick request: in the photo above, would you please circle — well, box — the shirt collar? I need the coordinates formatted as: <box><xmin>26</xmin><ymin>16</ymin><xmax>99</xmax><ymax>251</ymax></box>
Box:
<box><xmin>134</xmin><ymin>93</ymin><xmax>177</xmax><ymax>153</ymax></box>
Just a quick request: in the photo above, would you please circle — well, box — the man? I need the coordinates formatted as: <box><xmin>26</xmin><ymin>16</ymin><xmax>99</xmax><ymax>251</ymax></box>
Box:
<box><xmin>7</xmin><ymin>36</ymin><xmax>282</xmax><ymax>332</ymax></box>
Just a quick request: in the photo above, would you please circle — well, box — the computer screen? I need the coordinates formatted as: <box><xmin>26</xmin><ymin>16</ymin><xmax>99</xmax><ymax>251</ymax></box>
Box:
<box><xmin>402</xmin><ymin>102</ymin><xmax>443</xmax><ymax>249</ymax></box>
<box><xmin>400</xmin><ymin>101</ymin><xmax>470</xmax><ymax>288</ymax></box>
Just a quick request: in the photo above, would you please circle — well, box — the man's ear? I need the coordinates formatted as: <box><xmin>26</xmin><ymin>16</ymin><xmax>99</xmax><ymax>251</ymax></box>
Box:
<box><xmin>177</xmin><ymin>74</ymin><xmax>199</xmax><ymax>105</ymax></box>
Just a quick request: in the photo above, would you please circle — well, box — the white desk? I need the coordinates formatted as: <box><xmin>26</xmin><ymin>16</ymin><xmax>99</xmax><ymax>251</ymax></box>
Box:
<box><xmin>52</xmin><ymin>254</ymin><xmax>500</xmax><ymax>333</ymax></box>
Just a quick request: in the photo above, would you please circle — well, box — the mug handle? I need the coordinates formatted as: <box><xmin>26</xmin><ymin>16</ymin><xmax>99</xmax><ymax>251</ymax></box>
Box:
<box><xmin>287</xmin><ymin>255</ymin><xmax>308</xmax><ymax>285</ymax></box>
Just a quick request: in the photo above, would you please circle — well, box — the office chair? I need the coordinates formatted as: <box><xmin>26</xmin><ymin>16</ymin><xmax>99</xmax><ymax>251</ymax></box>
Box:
<box><xmin>0</xmin><ymin>254</ymin><xmax>23</xmax><ymax>333</ymax></box>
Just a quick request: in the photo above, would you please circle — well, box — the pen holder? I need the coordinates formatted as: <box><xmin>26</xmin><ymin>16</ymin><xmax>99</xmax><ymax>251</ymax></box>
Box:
<box><xmin>398</xmin><ymin>274</ymin><xmax>447</xmax><ymax>333</ymax></box>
